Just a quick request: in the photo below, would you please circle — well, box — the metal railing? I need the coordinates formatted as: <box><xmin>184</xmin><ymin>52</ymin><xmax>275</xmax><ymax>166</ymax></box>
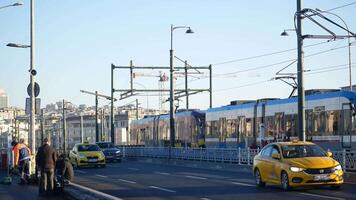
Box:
<box><xmin>120</xmin><ymin>147</ymin><xmax>356</xmax><ymax>172</ymax></box>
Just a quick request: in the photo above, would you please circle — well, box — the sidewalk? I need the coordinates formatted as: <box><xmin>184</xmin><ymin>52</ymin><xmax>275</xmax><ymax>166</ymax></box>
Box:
<box><xmin>0</xmin><ymin>170</ymin><xmax>64</xmax><ymax>200</ymax></box>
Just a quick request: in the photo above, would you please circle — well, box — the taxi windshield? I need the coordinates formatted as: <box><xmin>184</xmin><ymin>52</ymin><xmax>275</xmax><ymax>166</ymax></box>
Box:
<box><xmin>78</xmin><ymin>145</ymin><xmax>100</xmax><ymax>152</ymax></box>
<box><xmin>97</xmin><ymin>143</ymin><xmax>114</xmax><ymax>149</ymax></box>
<box><xmin>282</xmin><ymin>144</ymin><xmax>326</xmax><ymax>158</ymax></box>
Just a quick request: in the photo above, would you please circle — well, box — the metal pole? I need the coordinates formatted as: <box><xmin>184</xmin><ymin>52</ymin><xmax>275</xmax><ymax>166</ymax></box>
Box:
<box><xmin>101</xmin><ymin>109</ymin><xmax>104</xmax><ymax>141</ymax></box>
<box><xmin>209</xmin><ymin>64</ymin><xmax>212</xmax><ymax>108</ymax></box>
<box><xmin>348</xmin><ymin>37</ymin><xmax>352</xmax><ymax>91</ymax></box>
<box><xmin>136</xmin><ymin>99</ymin><xmax>139</xmax><ymax>120</ymax></box>
<box><xmin>62</xmin><ymin>99</ymin><xmax>66</xmax><ymax>154</ymax></box>
<box><xmin>111</xmin><ymin>64</ymin><xmax>115</xmax><ymax>144</ymax></box>
<box><xmin>95</xmin><ymin>91</ymin><xmax>99</xmax><ymax>142</ymax></box>
<box><xmin>169</xmin><ymin>24</ymin><xmax>176</xmax><ymax>150</ymax></box>
<box><xmin>30</xmin><ymin>0</ymin><xmax>36</xmax><ymax>156</ymax></box>
<box><xmin>130</xmin><ymin>60</ymin><xmax>133</xmax><ymax>92</ymax></box>
<box><xmin>185</xmin><ymin>60</ymin><xmax>189</xmax><ymax>110</ymax></box>
<box><xmin>80</xmin><ymin>114</ymin><xmax>84</xmax><ymax>143</ymax></box>
<box><xmin>40</xmin><ymin>109</ymin><xmax>44</xmax><ymax>144</ymax></box>
<box><xmin>296</xmin><ymin>0</ymin><xmax>306</xmax><ymax>142</ymax></box>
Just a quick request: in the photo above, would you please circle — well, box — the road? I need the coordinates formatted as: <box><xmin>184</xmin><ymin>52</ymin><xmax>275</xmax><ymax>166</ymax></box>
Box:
<box><xmin>73</xmin><ymin>160</ymin><xmax>356</xmax><ymax>200</ymax></box>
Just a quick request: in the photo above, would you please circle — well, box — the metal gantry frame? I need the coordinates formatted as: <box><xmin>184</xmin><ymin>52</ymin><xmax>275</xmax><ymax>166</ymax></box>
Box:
<box><xmin>110</xmin><ymin>60</ymin><xmax>212</xmax><ymax>145</ymax></box>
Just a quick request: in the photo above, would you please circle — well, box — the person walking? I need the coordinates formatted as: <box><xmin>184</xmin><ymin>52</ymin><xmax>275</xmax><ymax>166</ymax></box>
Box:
<box><xmin>11</xmin><ymin>140</ymin><xmax>32</xmax><ymax>184</ymax></box>
<box><xmin>36</xmin><ymin>138</ymin><xmax>57</xmax><ymax>196</ymax></box>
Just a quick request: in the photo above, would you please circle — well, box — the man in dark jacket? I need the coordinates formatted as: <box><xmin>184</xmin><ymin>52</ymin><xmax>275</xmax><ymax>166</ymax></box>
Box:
<box><xmin>36</xmin><ymin>138</ymin><xmax>57</xmax><ymax>196</ymax></box>
<box><xmin>56</xmin><ymin>154</ymin><xmax>74</xmax><ymax>182</ymax></box>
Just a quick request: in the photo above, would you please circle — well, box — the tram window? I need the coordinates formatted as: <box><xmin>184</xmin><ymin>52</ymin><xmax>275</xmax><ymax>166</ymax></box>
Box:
<box><xmin>326</xmin><ymin>110</ymin><xmax>339</xmax><ymax>135</ymax></box>
<box><xmin>306</xmin><ymin>109</ymin><xmax>313</xmax><ymax>136</ymax></box>
<box><xmin>314</xmin><ymin>106</ymin><xmax>326</xmax><ymax>135</ymax></box>
<box><xmin>266</xmin><ymin>116</ymin><xmax>275</xmax><ymax>138</ymax></box>
<box><xmin>246</xmin><ymin>118</ymin><xmax>252</xmax><ymax>137</ymax></box>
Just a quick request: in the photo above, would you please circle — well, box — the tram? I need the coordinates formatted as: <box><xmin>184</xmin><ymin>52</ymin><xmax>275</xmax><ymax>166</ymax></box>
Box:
<box><xmin>205</xmin><ymin>90</ymin><xmax>356</xmax><ymax>150</ymax></box>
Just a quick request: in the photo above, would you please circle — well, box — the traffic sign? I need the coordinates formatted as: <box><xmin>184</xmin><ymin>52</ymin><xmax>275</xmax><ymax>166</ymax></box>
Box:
<box><xmin>27</xmin><ymin>82</ymin><xmax>40</xmax><ymax>97</ymax></box>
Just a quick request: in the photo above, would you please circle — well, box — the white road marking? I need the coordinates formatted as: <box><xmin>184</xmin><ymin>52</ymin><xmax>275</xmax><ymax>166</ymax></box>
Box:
<box><xmin>76</xmin><ymin>170</ymin><xmax>86</xmax><ymax>174</ymax></box>
<box><xmin>118</xmin><ymin>179</ymin><xmax>136</xmax><ymax>184</ymax></box>
<box><xmin>344</xmin><ymin>181</ymin><xmax>356</xmax><ymax>185</ymax></box>
<box><xmin>299</xmin><ymin>192</ymin><xmax>346</xmax><ymax>200</ymax></box>
<box><xmin>95</xmin><ymin>175</ymin><xmax>108</xmax><ymax>178</ymax></box>
<box><xmin>70</xmin><ymin>182</ymin><xmax>123</xmax><ymax>200</ymax></box>
<box><xmin>201</xmin><ymin>198</ymin><xmax>212</xmax><ymax>200</ymax></box>
<box><xmin>231</xmin><ymin>182</ymin><xmax>255</xmax><ymax>187</ymax></box>
<box><xmin>128</xmin><ymin>167</ymin><xmax>139</xmax><ymax>171</ymax></box>
<box><xmin>149</xmin><ymin>186</ymin><xmax>176</xmax><ymax>193</ymax></box>
<box><xmin>155</xmin><ymin>172</ymin><xmax>171</xmax><ymax>175</ymax></box>
<box><xmin>185</xmin><ymin>175</ymin><xmax>207</xmax><ymax>180</ymax></box>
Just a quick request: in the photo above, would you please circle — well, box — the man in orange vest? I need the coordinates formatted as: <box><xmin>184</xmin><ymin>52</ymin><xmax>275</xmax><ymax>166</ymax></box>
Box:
<box><xmin>11</xmin><ymin>140</ymin><xmax>32</xmax><ymax>184</ymax></box>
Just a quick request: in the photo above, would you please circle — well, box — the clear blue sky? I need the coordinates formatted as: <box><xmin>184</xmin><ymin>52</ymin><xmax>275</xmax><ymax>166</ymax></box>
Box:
<box><xmin>1</xmin><ymin>0</ymin><xmax>355</xmax><ymax>110</ymax></box>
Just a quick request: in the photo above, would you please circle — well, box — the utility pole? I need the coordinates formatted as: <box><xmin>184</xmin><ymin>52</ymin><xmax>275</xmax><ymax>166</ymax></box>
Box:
<box><xmin>111</xmin><ymin>64</ymin><xmax>115</xmax><ymax>144</ymax></box>
<box><xmin>185</xmin><ymin>60</ymin><xmax>189</xmax><ymax>110</ymax></box>
<box><xmin>40</xmin><ymin>109</ymin><xmax>44</xmax><ymax>144</ymax></box>
<box><xmin>95</xmin><ymin>91</ymin><xmax>99</xmax><ymax>142</ymax></box>
<box><xmin>62</xmin><ymin>99</ymin><xmax>67</xmax><ymax>154</ymax></box>
<box><xmin>80</xmin><ymin>90</ymin><xmax>116</xmax><ymax>143</ymax></box>
<box><xmin>101</xmin><ymin>109</ymin><xmax>104</xmax><ymax>141</ymax></box>
<box><xmin>296</xmin><ymin>0</ymin><xmax>305</xmax><ymax>142</ymax></box>
<box><xmin>80</xmin><ymin>114</ymin><xmax>84</xmax><ymax>143</ymax></box>
<box><xmin>136</xmin><ymin>99</ymin><xmax>139</xmax><ymax>120</ymax></box>
<box><xmin>209</xmin><ymin>64</ymin><xmax>212</xmax><ymax>108</ymax></box>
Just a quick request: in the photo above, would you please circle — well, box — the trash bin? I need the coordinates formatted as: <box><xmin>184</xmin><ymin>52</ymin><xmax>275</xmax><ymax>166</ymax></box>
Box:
<box><xmin>1</xmin><ymin>153</ymin><xmax>7</xmax><ymax>170</ymax></box>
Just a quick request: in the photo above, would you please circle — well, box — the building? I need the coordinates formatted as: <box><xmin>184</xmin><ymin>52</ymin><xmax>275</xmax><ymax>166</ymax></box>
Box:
<box><xmin>0</xmin><ymin>89</ymin><xmax>8</xmax><ymax>109</ymax></box>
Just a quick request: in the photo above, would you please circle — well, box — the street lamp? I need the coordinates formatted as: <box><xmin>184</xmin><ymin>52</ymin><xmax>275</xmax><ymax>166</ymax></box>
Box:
<box><xmin>315</xmin><ymin>8</ymin><xmax>353</xmax><ymax>91</ymax></box>
<box><xmin>6</xmin><ymin>43</ymin><xmax>30</xmax><ymax>48</ymax></box>
<box><xmin>280</xmin><ymin>29</ymin><xmax>296</xmax><ymax>36</ymax></box>
<box><xmin>6</xmin><ymin>0</ymin><xmax>36</xmax><ymax>174</ymax></box>
<box><xmin>169</xmin><ymin>25</ymin><xmax>194</xmax><ymax>150</ymax></box>
<box><xmin>0</xmin><ymin>2</ymin><xmax>23</xmax><ymax>10</ymax></box>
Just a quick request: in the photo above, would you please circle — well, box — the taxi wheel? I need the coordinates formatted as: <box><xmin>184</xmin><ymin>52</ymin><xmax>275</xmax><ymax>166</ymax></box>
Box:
<box><xmin>281</xmin><ymin>171</ymin><xmax>290</xmax><ymax>191</ymax></box>
<box><xmin>254</xmin><ymin>169</ymin><xmax>265</xmax><ymax>187</ymax></box>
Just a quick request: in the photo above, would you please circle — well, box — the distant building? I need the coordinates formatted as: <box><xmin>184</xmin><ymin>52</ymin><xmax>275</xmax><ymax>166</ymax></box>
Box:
<box><xmin>0</xmin><ymin>89</ymin><xmax>8</xmax><ymax>109</ymax></box>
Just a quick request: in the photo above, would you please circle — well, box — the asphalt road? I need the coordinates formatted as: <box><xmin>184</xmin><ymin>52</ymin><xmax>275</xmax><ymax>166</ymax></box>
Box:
<box><xmin>73</xmin><ymin>160</ymin><xmax>356</xmax><ymax>200</ymax></box>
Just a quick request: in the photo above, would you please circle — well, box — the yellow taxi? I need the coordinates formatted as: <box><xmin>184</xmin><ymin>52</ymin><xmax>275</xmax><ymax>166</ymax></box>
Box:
<box><xmin>253</xmin><ymin>141</ymin><xmax>343</xmax><ymax>190</ymax></box>
<box><xmin>69</xmin><ymin>142</ymin><xmax>106</xmax><ymax>168</ymax></box>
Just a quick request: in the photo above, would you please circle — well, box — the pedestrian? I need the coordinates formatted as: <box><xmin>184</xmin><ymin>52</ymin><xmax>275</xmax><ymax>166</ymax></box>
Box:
<box><xmin>55</xmin><ymin>154</ymin><xmax>74</xmax><ymax>182</ymax></box>
<box><xmin>36</xmin><ymin>138</ymin><xmax>57</xmax><ymax>196</ymax></box>
<box><xmin>11</xmin><ymin>139</ymin><xmax>32</xmax><ymax>184</ymax></box>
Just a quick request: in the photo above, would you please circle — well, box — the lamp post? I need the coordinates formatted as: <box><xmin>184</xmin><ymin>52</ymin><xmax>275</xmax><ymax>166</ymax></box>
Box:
<box><xmin>6</xmin><ymin>0</ymin><xmax>36</xmax><ymax>171</ymax></box>
<box><xmin>169</xmin><ymin>25</ymin><xmax>194</xmax><ymax>150</ymax></box>
<box><xmin>0</xmin><ymin>2</ymin><xmax>23</xmax><ymax>10</ymax></box>
<box><xmin>315</xmin><ymin>9</ymin><xmax>353</xmax><ymax>91</ymax></box>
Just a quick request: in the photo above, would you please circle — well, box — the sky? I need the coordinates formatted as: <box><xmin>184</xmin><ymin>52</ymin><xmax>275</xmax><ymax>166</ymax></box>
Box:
<box><xmin>0</xmin><ymin>0</ymin><xmax>356</xmax><ymax>110</ymax></box>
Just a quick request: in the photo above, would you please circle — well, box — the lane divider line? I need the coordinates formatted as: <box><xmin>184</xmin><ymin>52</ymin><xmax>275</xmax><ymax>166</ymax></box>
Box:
<box><xmin>299</xmin><ymin>192</ymin><xmax>346</xmax><ymax>200</ymax></box>
<box><xmin>70</xmin><ymin>182</ymin><xmax>123</xmax><ymax>200</ymax></box>
<box><xmin>149</xmin><ymin>186</ymin><xmax>176</xmax><ymax>193</ymax></box>
<box><xmin>95</xmin><ymin>175</ymin><xmax>108</xmax><ymax>178</ymax></box>
<box><xmin>185</xmin><ymin>175</ymin><xmax>207</xmax><ymax>180</ymax></box>
<box><xmin>155</xmin><ymin>172</ymin><xmax>171</xmax><ymax>175</ymax></box>
<box><xmin>231</xmin><ymin>182</ymin><xmax>255</xmax><ymax>187</ymax></box>
<box><xmin>128</xmin><ymin>168</ymin><xmax>139</xmax><ymax>171</ymax></box>
<box><xmin>118</xmin><ymin>179</ymin><xmax>136</xmax><ymax>184</ymax></box>
<box><xmin>201</xmin><ymin>198</ymin><xmax>212</xmax><ymax>200</ymax></box>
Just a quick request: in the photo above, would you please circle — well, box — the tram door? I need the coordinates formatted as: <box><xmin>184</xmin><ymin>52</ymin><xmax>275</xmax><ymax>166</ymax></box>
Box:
<box><xmin>218</xmin><ymin>118</ymin><xmax>227</xmax><ymax>147</ymax></box>
<box><xmin>341</xmin><ymin>103</ymin><xmax>352</xmax><ymax>148</ymax></box>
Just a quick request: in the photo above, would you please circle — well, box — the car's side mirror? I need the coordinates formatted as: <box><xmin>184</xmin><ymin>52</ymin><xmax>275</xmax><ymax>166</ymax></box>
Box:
<box><xmin>272</xmin><ymin>153</ymin><xmax>281</xmax><ymax>160</ymax></box>
<box><xmin>326</xmin><ymin>151</ymin><xmax>333</xmax><ymax>157</ymax></box>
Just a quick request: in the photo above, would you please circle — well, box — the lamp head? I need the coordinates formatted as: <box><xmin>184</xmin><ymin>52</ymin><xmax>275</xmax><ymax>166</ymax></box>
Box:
<box><xmin>13</xmin><ymin>2</ymin><xmax>24</xmax><ymax>6</ymax></box>
<box><xmin>185</xmin><ymin>28</ymin><xmax>194</xmax><ymax>34</ymax></box>
<box><xmin>280</xmin><ymin>30</ymin><xmax>289</xmax><ymax>36</ymax></box>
